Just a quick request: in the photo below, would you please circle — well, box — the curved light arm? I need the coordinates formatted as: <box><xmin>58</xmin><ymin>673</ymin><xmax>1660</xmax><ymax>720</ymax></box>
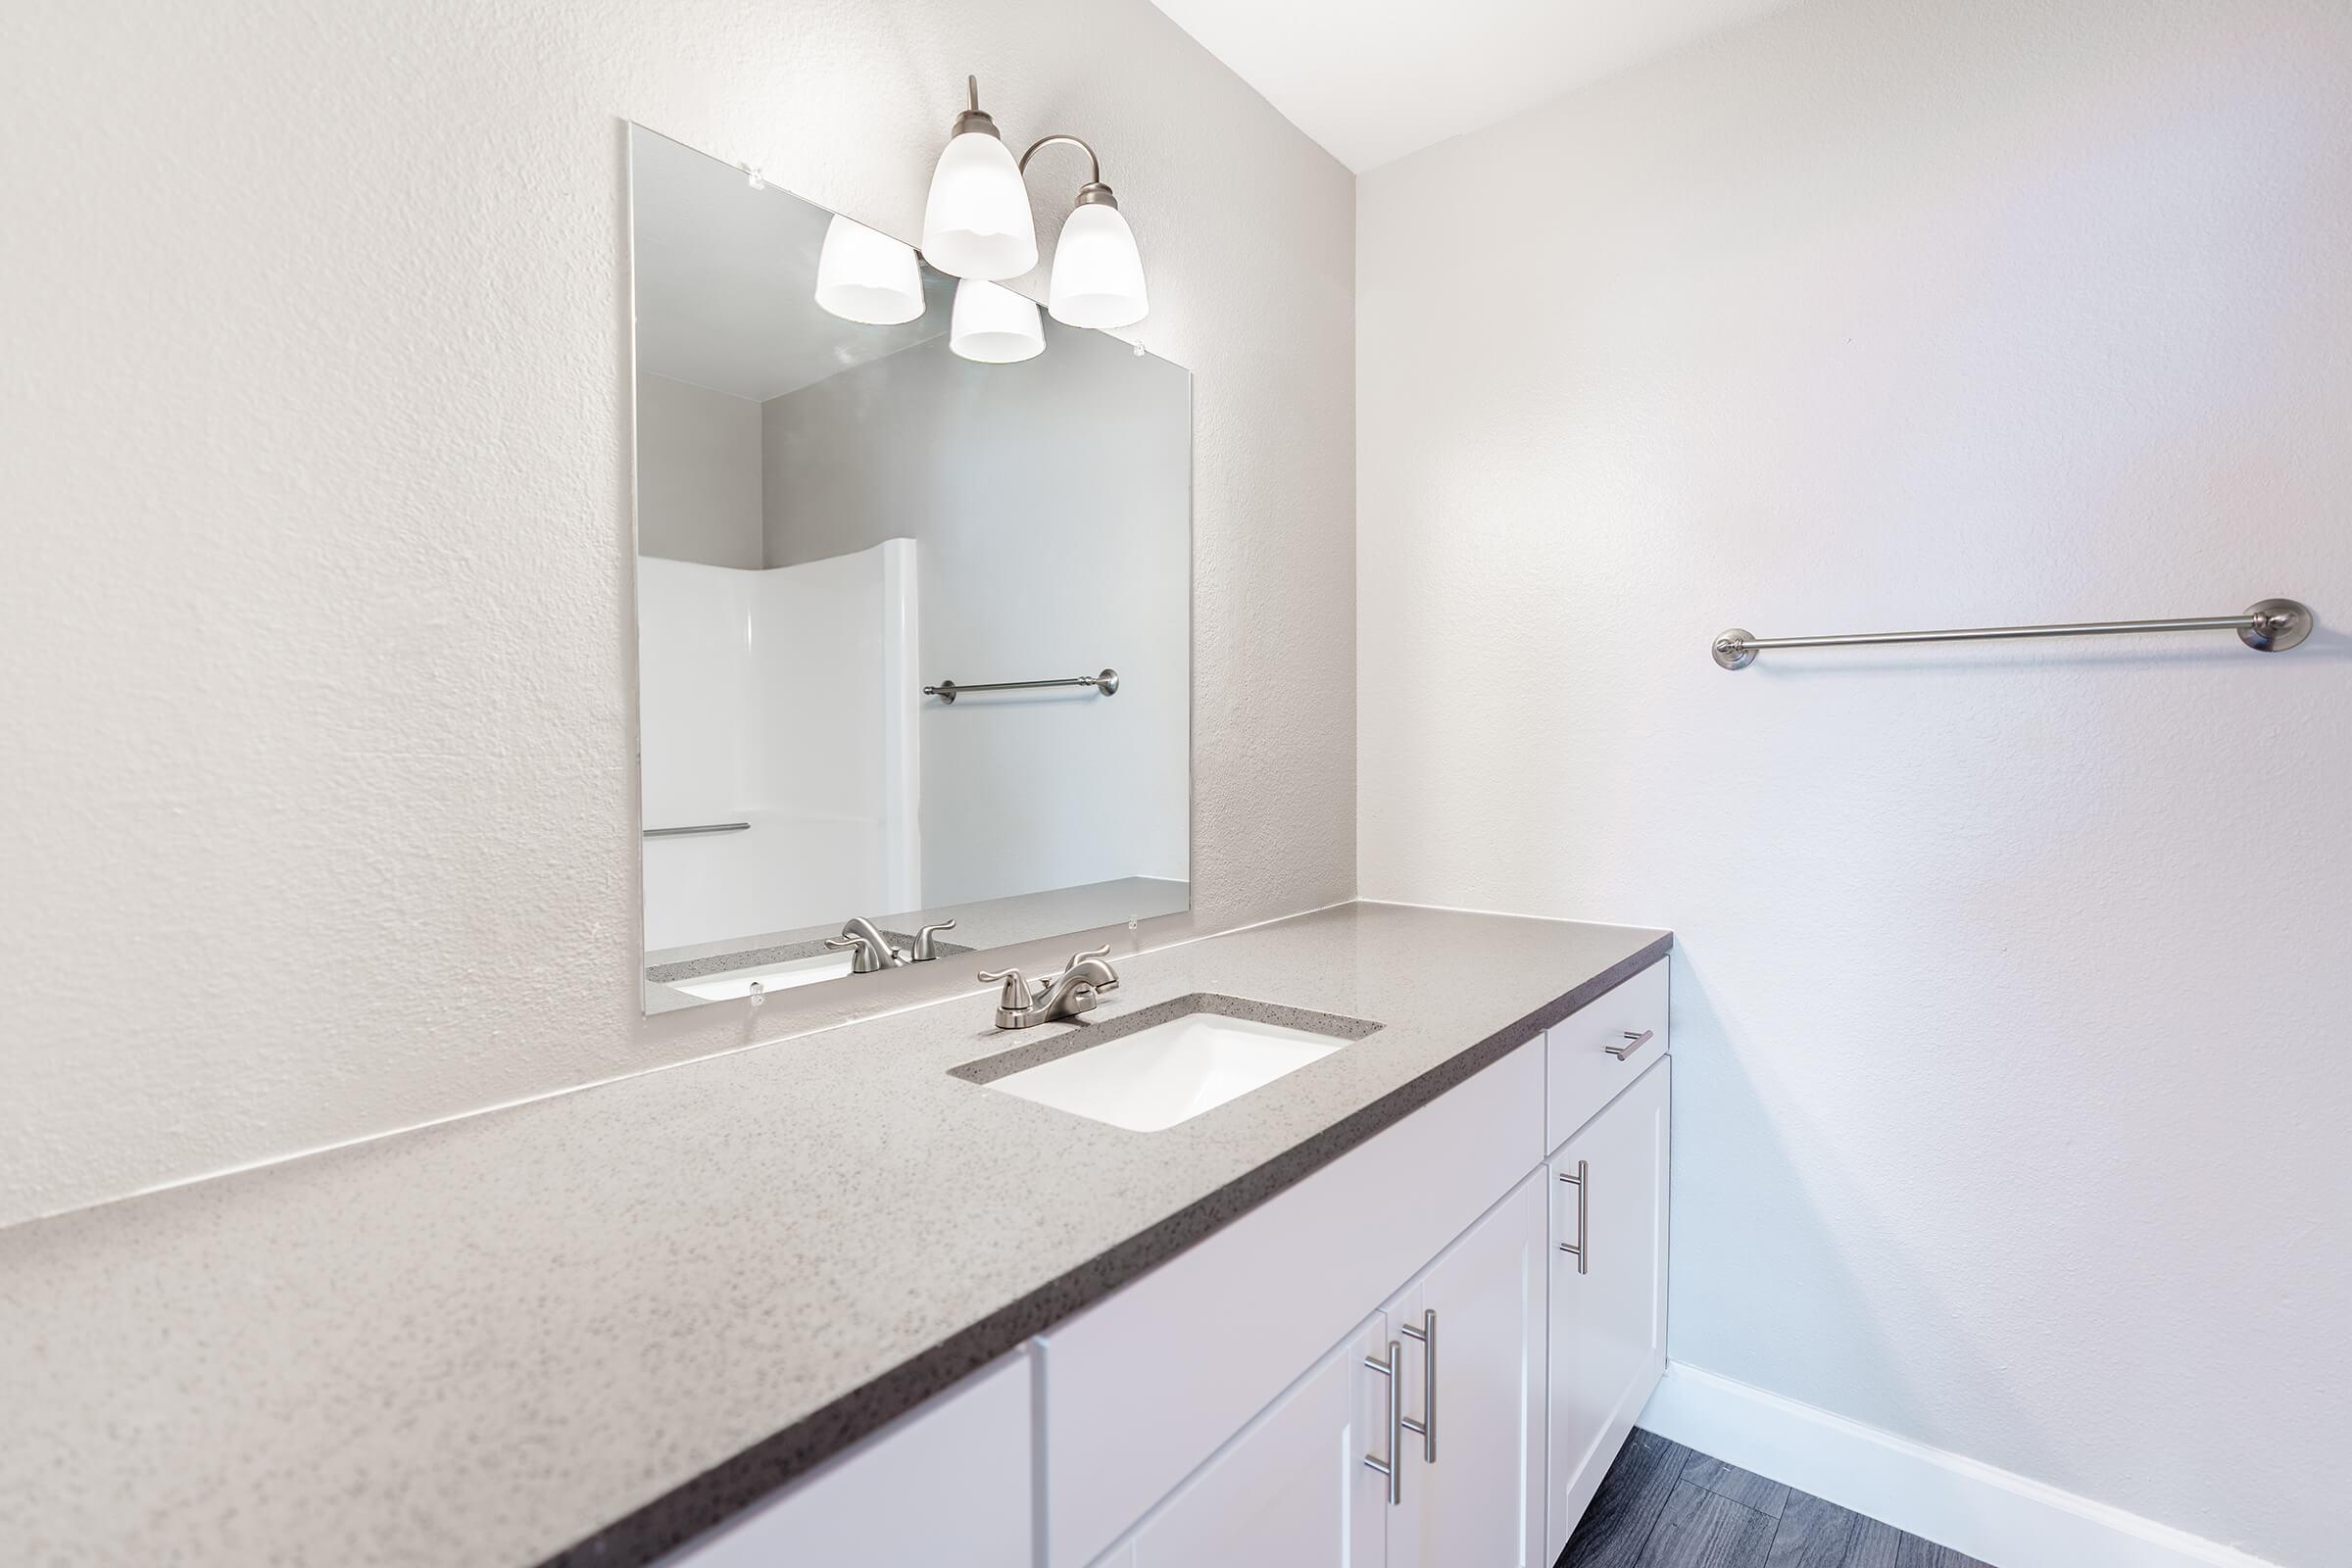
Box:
<box><xmin>1017</xmin><ymin>133</ymin><xmax>1102</xmax><ymax>183</ymax></box>
<box><xmin>1019</xmin><ymin>133</ymin><xmax>1117</xmax><ymax>207</ymax></box>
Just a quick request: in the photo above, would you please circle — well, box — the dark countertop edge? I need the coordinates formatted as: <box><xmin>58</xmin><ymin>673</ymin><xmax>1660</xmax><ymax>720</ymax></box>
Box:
<box><xmin>547</xmin><ymin>929</ymin><xmax>1674</xmax><ymax>1567</ymax></box>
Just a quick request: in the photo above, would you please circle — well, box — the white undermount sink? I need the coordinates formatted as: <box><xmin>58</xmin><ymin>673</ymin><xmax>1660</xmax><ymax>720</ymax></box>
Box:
<box><xmin>670</xmin><ymin>950</ymin><xmax>856</xmax><ymax>1001</ymax></box>
<box><xmin>976</xmin><ymin>1003</ymin><xmax>1374</xmax><ymax>1132</ymax></box>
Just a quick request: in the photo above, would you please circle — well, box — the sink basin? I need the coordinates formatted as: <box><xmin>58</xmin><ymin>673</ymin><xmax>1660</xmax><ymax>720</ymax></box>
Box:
<box><xmin>669</xmin><ymin>950</ymin><xmax>855</xmax><ymax>1000</ymax></box>
<box><xmin>955</xmin><ymin>994</ymin><xmax>1381</xmax><ymax>1132</ymax></box>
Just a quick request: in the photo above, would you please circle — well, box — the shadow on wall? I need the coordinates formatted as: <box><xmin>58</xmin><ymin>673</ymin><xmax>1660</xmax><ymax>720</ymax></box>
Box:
<box><xmin>1664</xmin><ymin>955</ymin><xmax>2052</xmax><ymax>1454</ymax></box>
<box><xmin>1662</xmin><ymin>929</ymin><xmax>2296</xmax><ymax>1528</ymax></box>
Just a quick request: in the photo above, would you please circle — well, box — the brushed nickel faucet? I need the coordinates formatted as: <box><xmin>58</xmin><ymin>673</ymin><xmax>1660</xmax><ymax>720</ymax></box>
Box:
<box><xmin>824</xmin><ymin>916</ymin><xmax>960</xmax><ymax>973</ymax></box>
<box><xmin>824</xmin><ymin>916</ymin><xmax>906</xmax><ymax>974</ymax></box>
<box><xmin>979</xmin><ymin>944</ymin><xmax>1122</xmax><ymax>1029</ymax></box>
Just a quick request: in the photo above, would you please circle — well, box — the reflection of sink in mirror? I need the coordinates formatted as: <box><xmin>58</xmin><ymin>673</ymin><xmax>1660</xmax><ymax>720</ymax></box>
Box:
<box><xmin>671</xmin><ymin>951</ymin><xmax>856</xmax><ymax>1001</ymax></box>
<box><xmin>959</xmin><ymin>998</ymin><xmax>1381</xmax><ymax>1133</ymax></box>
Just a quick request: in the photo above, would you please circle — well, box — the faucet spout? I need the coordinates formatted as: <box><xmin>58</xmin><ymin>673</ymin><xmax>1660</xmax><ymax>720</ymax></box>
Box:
<box><xmin>825</xmin><ymin>916</ymin><xmax>906</xmax><ymax>974</ymax></box>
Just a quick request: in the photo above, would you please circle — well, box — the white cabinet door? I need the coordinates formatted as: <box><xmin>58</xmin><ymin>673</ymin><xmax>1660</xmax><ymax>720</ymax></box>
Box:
<box><xmin>1042</xmin><ymin>1041</ymin><xmax>1545</xmax><ymax>1568</ymax></box>
<box><xmin>1388</xmin><ymin>1169</ymin><xmax>1548</xmax><ymax>1568</ymax></box>
<box><xmin>1545</xmin><ymin>1055</ymin><xmax>1671</xmax><ymax>1564</ymax></box>
<box><xmin>1131</xmin><ymin>1314</ymin><xmax>1392</xmax><ymax>1568</ymax></box>
<box><xmin>662</xmin><ymin>1350</ymin><xmax>1030</xmax><ymax>1568</ymax></box>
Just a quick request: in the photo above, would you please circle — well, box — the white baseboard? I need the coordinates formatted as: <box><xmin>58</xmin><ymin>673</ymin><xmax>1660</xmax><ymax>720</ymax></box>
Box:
<box><xmin>1635</xmin><ymin>1362</ymin><xmax>2281</xmax><ymax>1568</ymax></box>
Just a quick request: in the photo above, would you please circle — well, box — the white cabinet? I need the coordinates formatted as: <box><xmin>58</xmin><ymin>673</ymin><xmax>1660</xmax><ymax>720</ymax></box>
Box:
<box><xmin>1040</xmin><ymin>1039</ymin><xmax>1545</xmax><ymax>1567</ymax></box>
<box><xmin>1386</xmin><ymin>1169</ymin><xmax>1548</xmax><ymax>1568</ymax></box>
<box><xmin>1545</xmin><ymin>1054</ymin><xmax>1672</xmax><ymax>1565</ymax></box>
<box><xmin>661</xmin><ymin>1349</ymin><xmax>1030</xmax><ymax>1568</ymax></box>
<box><xmin>1129</xmin><ymin>1314</ymin><xmax>1394</xmax><ymax>1568</ymax></box>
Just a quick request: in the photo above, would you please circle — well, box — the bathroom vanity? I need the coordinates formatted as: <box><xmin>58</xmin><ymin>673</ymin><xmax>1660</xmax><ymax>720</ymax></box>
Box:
<box><xmin>658</xmin><ymin>911</ymin><xmax>1673</xmax><ymax>1568</ymax></box>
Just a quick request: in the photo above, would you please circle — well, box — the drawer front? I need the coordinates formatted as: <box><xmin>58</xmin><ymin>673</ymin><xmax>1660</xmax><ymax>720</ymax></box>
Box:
<box><xmin>1039</xmin><ymin>1038</ymin><xmax>1545</xmax><ymax>1568</ymax></box>
<box><xmin>660</xmin><ymin>1350</ymin><xmax>1031</xmax><ymax>1568</ymax></box>
<box><xmin>1545</xmin><ymin>957</ymin><xmax>1669</xmax><ymax>1154</ymax></box>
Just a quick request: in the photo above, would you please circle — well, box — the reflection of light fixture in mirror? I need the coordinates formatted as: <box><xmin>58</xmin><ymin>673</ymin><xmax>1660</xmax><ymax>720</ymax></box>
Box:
<box><xmin>920</xmin><ymin>76</ymin><xmax>1038</xmax><ymax>281</ymax></box>
<box><xmin>1019</xmin><ymin>135</ymin><xmax>1149</xmax><ymax>329</ymax></box>
<box><xmin>813</xmin><ymin>215</ymin><xmax>925</xmax><ymax>325</ymax></box>
<box><xmin>950</xmin><ymin>278</ymin><xmax>1045</xmax><ymax>364</ymax></box>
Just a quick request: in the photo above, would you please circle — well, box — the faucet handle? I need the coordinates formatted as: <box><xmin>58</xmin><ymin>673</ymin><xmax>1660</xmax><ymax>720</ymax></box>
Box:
<box><xmin>911</xmin><ymin>919</ymin><xmax>958</xmax><ymax>961</ymax></box>
<box><xmin>978</xmin><ymin>968</ymin><xmax>1031</xmax><ymax>1010</ymax></box>
<box><xmin>826</xmin><ymin>933</ymin><xmax>883</xmax><ymax>974</ymax></box>
<box><xmin>1058</xmin><ymin>943</ymin><xmax>1119</xmax><ymax>991</ymax></box>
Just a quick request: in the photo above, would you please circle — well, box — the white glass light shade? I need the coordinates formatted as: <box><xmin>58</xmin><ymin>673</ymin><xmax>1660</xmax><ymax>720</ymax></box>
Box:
<box><xmin>921</xmin><ymin>131</ymin><xmax>1038</xmax><ymax>280</ymax></box>
<box><xmin>1048</xmin><ymin>203</ymin><xmax>1149</xmax><ymax>329</ymax></box>
<box><xmin>950</xmin><ymin>279</ymin><xmax>1046</xmax><ymax>364</ymax></box>
<box><xmin>812</xmin><ymin>216</ymin><xmax>925</xmax><ymax>325</ymax></box>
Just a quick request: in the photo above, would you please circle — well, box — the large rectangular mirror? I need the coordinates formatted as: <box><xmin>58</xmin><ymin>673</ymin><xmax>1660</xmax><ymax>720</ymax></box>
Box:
<box><xmin>628</xmin><ymin>125</ymin><xmax>1191</xmax><ymax>1012</ymax></box>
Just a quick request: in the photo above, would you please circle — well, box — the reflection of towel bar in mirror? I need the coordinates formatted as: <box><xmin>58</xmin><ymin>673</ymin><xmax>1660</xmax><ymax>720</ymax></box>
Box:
<box><xmin>643</xmin><ymin>822</ymin><xmax>752</xmax><ymax>838</ymax></box>
<box><xmin>924</xmin><ymin>668</ymin><xmax>1120</xmax><ymax>705</ymax></box>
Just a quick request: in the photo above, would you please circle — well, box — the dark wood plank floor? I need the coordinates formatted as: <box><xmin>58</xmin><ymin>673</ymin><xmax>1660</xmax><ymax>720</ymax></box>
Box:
<box><xmin>1557</xmin><ymin>1430</ymin><xmax>1993</xmax><ymax>1568</ymax></box>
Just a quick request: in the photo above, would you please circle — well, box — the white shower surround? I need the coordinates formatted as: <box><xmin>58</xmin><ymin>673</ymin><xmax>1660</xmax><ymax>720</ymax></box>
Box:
<box><xmin>637</xmin><ymin>544</ymin><xmax>920</xmax><ymax>951</ymax></box>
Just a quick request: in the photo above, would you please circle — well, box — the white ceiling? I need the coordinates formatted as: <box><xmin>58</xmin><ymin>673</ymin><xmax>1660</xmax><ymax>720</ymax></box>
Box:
<box><xmin>630</xmin><ymin>126</ymin><xmax>952</xmax><ymax>403</ymax></box>
<box><xmin>1146</xmin><ymin>0</ymin><xmax>1810</xmax><ymax>172</ymax></box>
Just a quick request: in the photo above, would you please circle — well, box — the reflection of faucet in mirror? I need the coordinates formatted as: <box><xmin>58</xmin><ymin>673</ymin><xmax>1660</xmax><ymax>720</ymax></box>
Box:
<box><xmin>980</xmin><ymin>945</ymin><xmax>1122</xmax><ymax>1028</ymax></box>
<box><xmin>824</xmin><ymin>916</ymin><xmax>907</xmax><ymax>973</ymax></box>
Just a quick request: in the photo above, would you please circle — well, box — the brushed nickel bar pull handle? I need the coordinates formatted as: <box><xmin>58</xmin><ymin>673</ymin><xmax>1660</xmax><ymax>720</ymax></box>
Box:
<box><xmin>1363</xmin><ymin>1340</ymin><xmax>1403</xmax><ymax>1504</ymax></box>
<box><xmin>1399</xmin><ymin>1309</ymin><xmax>1437</xmax><ymax>1463</ymax></box>
<box><xmin>1558</xmin><ymin>1160</ymin><xmax>1589</xmax><ymax>1275</ymax></box>
<box><xmin>642</xmin><ymin>822</ymin><xmax>750</xmax><ymax>838</ymax></box>
<box><xmin>1605</xmin><ymin>1028</ymin><xmax>1655</xmax><ymax>1060</ymax></box>
<box><xmin>1713</xmin><ymin>599</ymin><xmax>2312</xmax><ymax>669</ymax></box>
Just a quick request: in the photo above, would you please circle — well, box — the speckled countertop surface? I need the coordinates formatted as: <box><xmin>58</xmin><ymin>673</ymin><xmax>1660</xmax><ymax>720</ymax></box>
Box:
<box><xmin>0</xmin><ymin>902</ymin><xmax>1670</xmax><ymax>1568</ymax></box>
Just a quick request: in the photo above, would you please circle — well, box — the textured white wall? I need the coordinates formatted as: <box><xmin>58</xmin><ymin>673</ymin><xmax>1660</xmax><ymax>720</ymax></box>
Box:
<box><xmin>1356</xmin><ymin>0</ymin><xmax>2352</xmax><ymax>1562</ymax></box>
<box><xmin>0</xmin><ymin>0</ymin><xmax>1354</xmax><ymax>1226</ymax></box>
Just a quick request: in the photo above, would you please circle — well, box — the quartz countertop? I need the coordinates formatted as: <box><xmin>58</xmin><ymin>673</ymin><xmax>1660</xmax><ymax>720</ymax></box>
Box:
<box><xmin>0</xmin><ymin>902</ymin><xmax>1670</xmax><ymax>1568</ymax></box>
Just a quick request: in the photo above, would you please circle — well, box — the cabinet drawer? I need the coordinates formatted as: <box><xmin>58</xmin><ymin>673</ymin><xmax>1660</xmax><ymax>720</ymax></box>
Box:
<box><xmin>1545</xmin><ymin>957</ymin><xmax>1668</xmax><ymax>1153</ymax></box>
<box><xmin>659</xmin><ymin>1350</ymin><xmax>1030</xmax><ymax>1568</ymax></box>
<box><xmin>1039</xmin><ymin>1038</ymin><xmax>1545</xmax><ymax>1568</ymax></box>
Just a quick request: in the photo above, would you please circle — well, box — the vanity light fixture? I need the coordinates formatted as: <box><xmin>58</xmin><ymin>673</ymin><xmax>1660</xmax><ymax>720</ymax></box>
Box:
<box><xmin>812</xmin><ymin>215</ymin><xmax>926</xmax><ymax>325</ymax></box>
<box><xmin>920</xmin><ymin>76</ymin><xmax>1151</xmax><ymax>339</ymax></box>
<box><xmin>920</xmin><ymin>77</ymin><xmax>1038</xmax><ymax>281</ymax></box>
<box><xmin>950</xmin><ymin>278</ymin><xmax>1046</xmax><ymax>364</ymax></box>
